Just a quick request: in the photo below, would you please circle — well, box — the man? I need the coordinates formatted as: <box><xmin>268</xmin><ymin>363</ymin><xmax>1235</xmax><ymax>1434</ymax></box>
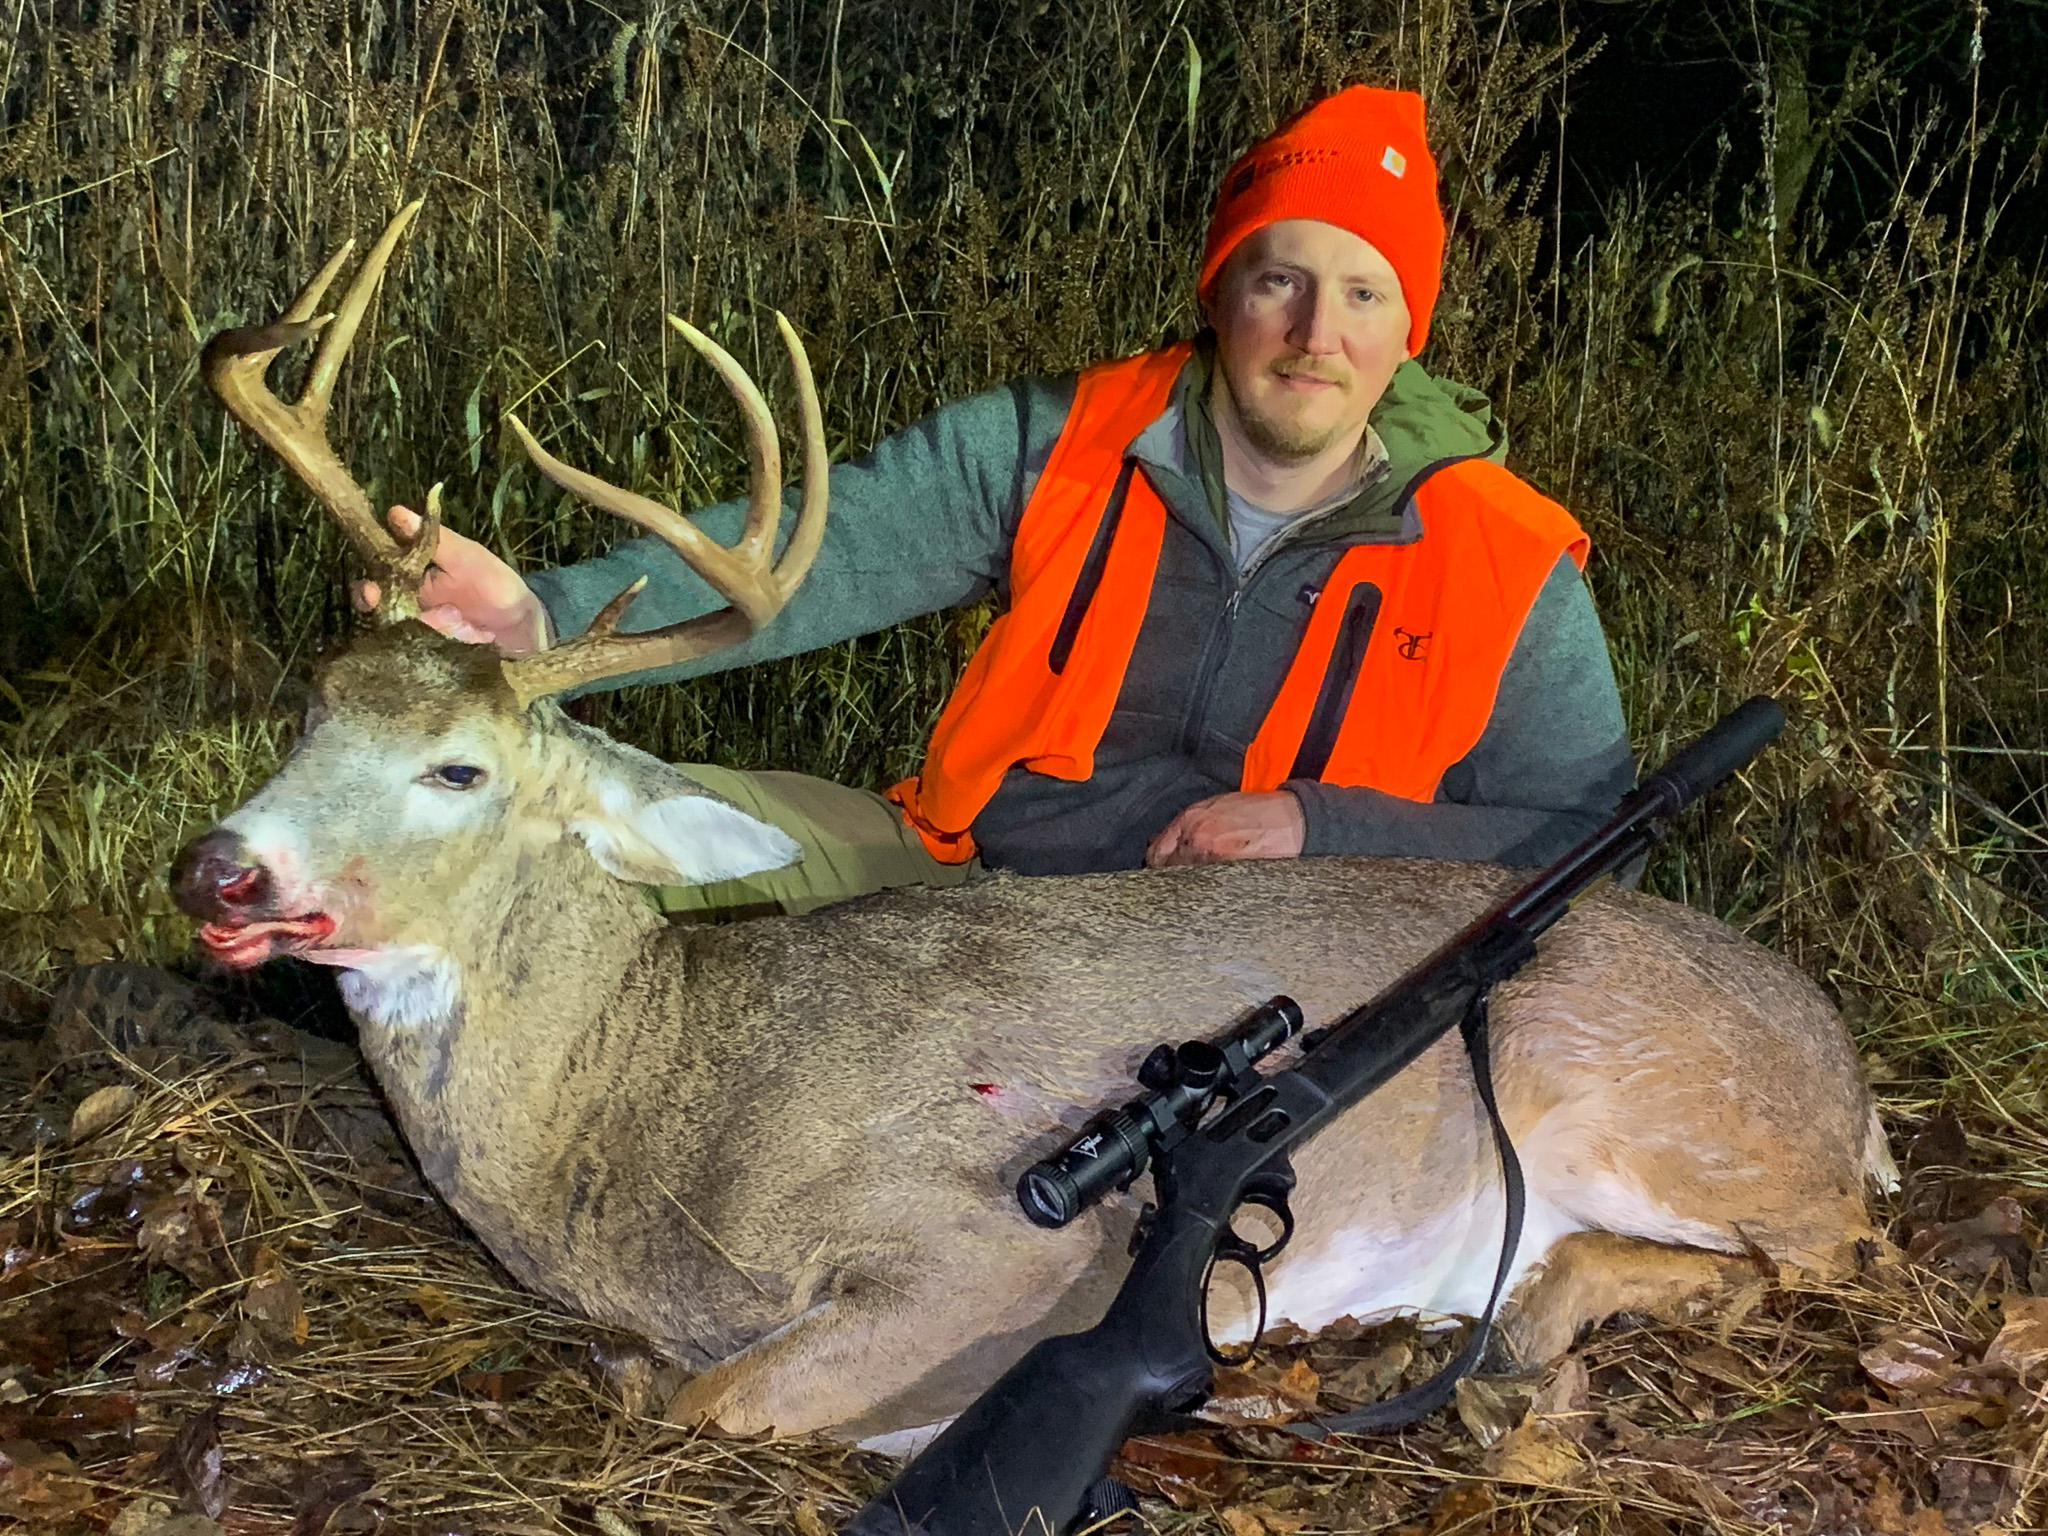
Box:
<box><xmin>361</xmin><ymin>86</ymin><xmax>1632</xmax><ymax>913</ymax></box>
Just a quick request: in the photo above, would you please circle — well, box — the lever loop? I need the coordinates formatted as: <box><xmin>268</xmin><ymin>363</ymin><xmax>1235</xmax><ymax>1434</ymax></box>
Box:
<box><xmin>1235</xmin><ymin>1187</ymin><xmax>1295</xmax><ymax>1266</ymax></box>
<box><xmin>1200</xmin><ymin>1236</ymin><xmax>1270</xmax><ymax>1366</ymax></box>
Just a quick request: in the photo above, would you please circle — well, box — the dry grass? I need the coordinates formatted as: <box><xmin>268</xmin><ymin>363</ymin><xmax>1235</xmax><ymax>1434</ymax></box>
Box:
<box><xmin>0</xmin><ymin>1012</ymin><xmax>2041</xmax><ymax>1534</ymax></box>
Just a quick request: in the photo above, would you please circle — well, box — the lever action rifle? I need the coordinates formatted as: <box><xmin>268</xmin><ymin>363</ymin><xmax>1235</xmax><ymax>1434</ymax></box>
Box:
<box><xmin>844</xmin><ymin>697</ymin><xmax>1788</xmax><ymax>1536</ymax></box>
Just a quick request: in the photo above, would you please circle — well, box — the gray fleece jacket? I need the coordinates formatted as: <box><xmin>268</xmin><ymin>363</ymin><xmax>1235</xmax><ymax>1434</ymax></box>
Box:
<box><xmin>525</xmin><ymin>343</ymin><xmax>1634</xmax><ymax>874</ymax></box>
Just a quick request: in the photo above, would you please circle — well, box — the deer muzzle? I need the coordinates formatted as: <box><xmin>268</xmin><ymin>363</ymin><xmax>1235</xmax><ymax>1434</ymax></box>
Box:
<box><xmin>170</xmin><ymin>830</ymin><xmax>338</xmax><ymax>968</ymax></box>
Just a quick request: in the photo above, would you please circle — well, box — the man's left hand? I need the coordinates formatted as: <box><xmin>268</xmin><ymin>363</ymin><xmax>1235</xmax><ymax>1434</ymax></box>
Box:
<box><xmin>1145</xmin><ymin>791</ymin><xmax>1307</xmax><ymax>867</ymax></box>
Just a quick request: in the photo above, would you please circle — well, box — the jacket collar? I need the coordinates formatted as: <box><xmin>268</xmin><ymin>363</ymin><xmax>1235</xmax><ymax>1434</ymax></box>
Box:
<box><xmin>1125</xmin><ymin>335</ymin><xmax>1508</xmax><ymax>559</ymax></box>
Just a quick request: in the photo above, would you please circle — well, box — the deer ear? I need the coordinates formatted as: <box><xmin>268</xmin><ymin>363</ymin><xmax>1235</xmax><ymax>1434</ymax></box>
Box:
<box><xmin>577</xmin><ymin>787</ymin><xmax>803</xmax><ymax>887</ymax></box>
<box><xmin>561</xmin><ymin>727</ymin><xmax>802</xmax><ymax>887</ymax></box>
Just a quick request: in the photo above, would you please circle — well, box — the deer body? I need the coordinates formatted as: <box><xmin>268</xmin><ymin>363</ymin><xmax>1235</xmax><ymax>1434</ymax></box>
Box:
<box><xmin>181</xmin><ymin>628</ymin><xmax>1889</xmax><ymax>1439</ymax></box>
<box><xmin>179</xmin><ymin>214</ymin><xmax>1892</xmax><ymax>1442</ymax></box>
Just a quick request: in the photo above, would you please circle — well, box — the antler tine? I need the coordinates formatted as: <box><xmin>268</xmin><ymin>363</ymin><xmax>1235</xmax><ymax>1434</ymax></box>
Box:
<box><xmin>303</xmin><ymin>201</ymin><xmax>423</xmax><ymax>415</ymax></box>
<box><xmin>667</xmin><ymin>317</ymin><xmax>783</xmax><ymax>571</ymax></box>
<box><xmin>202</xmin><ymin>200</ymin><xmax>434</xmax><ymax>622</ymax></box>
<box><xmin>501</xmin><ymin>414</ymin><xmax>780</xmax><ymax>628</ymax></box>
<box><xmin>499</xmin><ymin>311</ymin><xmax>828</xmax><ymax>709</ymax></box>
<box><xmin>770</xmin><ymin>311</ymin><xmax>829</xmax><ymax>603</ymax></box>
<box><xmin>280</xmin><ymin>239</ymin><xmax>358</xmax><ymax>326</ymax></box>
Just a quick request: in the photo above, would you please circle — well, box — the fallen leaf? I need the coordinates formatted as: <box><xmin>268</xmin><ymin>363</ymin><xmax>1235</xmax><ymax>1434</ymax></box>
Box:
<box><xmin>1274</xmin><ymin>1359</ymin><xmax>1319</xmax><ymax>1409</ymax></box>
<box><xmin>1641</xmin><ymin>1462</ymin><xmax>1745</xmax><ymax>1520</ymax></box>
<box><xmin>1486</xmin><ymin>1415</ymin><xmax>1585</xmax><ymax>1487</ymax></box>
<box><xmin>790</xmin><ymin>1499</ymin><xmax>830</xmax><ymax>1536</ymax></box>
<box><xmin>242</xmin><ymin>1249</ymin><xmax>308</xmax><ymax>1346</ymax></box>
<box><xmin>70</xmin><ymin>1084</ymin><xmax>138</xmax><ymax>1142</ymax></box>
<box><xmin>289</xmin><ymin>1455</ymin><xmax>375</xmax><ymax>1536</ymax></box>
<box><xmin>1530</xmin><ymin>1354</ymin><xmax>1590</xmax><ymax>1430</ymax></box>
<box><xmin>108</xmin><ymin>1495</ymin><xmax>227</xmax><ymax>1536</ymax></box>
<box><xmin>1235</xmin><ymin>1498</ymin><xmax>1307</xmax><ymax>1534</ymax></box>
<box><xmin>134</xmin><ymin>1343</ymin><xmax>202</xmax><ymax>1388</ymax></box>
<box><xmin>137</xmin><ymin>1193</ymin><xmax>229</xmax><ymax>1289</ymax></box>
<box><xmin>1221</xmin><ymin>1424</ymin><xmax>1354</xmax><ymax>1466</ymax></box>
<box><xmin>1936</xmin><ymin>1456</ymin><xmax>2015</xmax><ymax>1527</ymax></box>
<box><xmin>153</xmin><ymin>1406</ymin><xmax>228</xmax><ymax>1520</ymax></box>
<box><xmin>0</xmin><ymin>1438</ymin><xmax>96</xmax><ymax>1519</ymax></box>
<box><xmin>1111</xmin><ymin>1432</ymin><xmax>1247</xmax><ymax>1509</ymax></box>
<box><xmin>1860</xmin><ymin>1329</ymin><xmax>1957</xmax><ymax>1396</ymax></box>
<box><xmin>1904</xmin><ymin>1110</ymin><xmax>1968</xmax><ymax>1170</ymax></box>
<box><xmin>0</xmin><ymin>1391</ymin><xmax>137</xmax><ymax>1450</ymax></box>
<box><xmin>409</xmin><ymin>1284</ymin><xmax>459</xmax><ymax>1323</ymax></box>
<box><xmin>52</xmin><ymin>904</ymin><xmax>124</xmax><ymax>963</ymax></box>
<box><xmin>1684</xmin><ymin>1343</ymin><xmax>1754</xmax><ymax>1388</ymax></box>
<box><xmin>1981</xmin><ymin>1296</ymin><xmax>2048</xmax><ymax>1382</ymax></box>
<box><xmin>1863</xmin><ymin>1474</ymin><xmax>1953</xmax><ymax>1536</ymax></box>
<box><xmin>1219</xmin><ymin>1506</ymin><xmax>1268</xmax><ymax>1536</ymax></box>
<box><xmin>1453</xmin><ymin>1373</ymin><xmax>1536</xmax><ymax>1449</ymax></box>
<box><xmin>1420</xmin><ymin>1482</ymin><xmax>1494</xmax><ymax>1535</ymax></box>
<box><xmin>1202</xmin><ymin>1359</ymin><xmax>1319</xmax><ymax>1425</ymax></box>
<box><xmin>1319</xmin><ymin>1334</ymin><xmax>1415</xmax><ymax>1405</ymax></box>
<box><xmin>458</xmin><ymin>1369</ymin><xmax>542</xmax><ymax>1401</ymax></box>
<box><xmin>1907</xmin><ymin>1197</ymin><xmax>2030</xmax><ymax>1283</ymax></box>
<box><xmin>1844</xmin><ymin>1399</ymin><xmax>1976</xmax><ymax>1447</ymax></box>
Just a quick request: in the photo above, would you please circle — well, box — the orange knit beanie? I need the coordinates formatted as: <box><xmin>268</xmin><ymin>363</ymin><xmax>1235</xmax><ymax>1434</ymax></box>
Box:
<box><xmin>1199</xmin><ymin>86</ymin><xmax>1445</xmax><ymax>356</ymax></box>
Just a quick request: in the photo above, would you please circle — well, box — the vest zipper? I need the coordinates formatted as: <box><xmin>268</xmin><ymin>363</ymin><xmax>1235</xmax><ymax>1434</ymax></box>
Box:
<box><xmin>1179</xmin><ymin>583</ymin><xmax>1242</xmax><ymax>757</ymax></box>
<box><xmin>1176</xmin><ymin>498</ymin><xmax>1352</xmax><ymax>760</ymax></box>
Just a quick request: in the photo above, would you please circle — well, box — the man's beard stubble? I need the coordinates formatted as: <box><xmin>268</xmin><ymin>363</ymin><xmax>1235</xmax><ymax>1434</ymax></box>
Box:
<box><xmin>1217</xmin><ymin>362</ymin><xmax>1353</xmax><ymax>464</ymax></box>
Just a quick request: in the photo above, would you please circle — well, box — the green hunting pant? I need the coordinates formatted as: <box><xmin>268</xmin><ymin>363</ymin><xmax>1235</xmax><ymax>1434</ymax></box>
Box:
<box><xmin>648</xmin><ymin>766</ymin><xmax>979</xmax><ymax>919</ymax></box>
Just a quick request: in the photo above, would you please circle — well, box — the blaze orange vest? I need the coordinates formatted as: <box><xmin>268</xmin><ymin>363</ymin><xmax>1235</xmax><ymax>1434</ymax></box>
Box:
<box><xmin>886</xmin><ymin>348</ymin><xmax>1589</xmax><ymax>863</ymax></box>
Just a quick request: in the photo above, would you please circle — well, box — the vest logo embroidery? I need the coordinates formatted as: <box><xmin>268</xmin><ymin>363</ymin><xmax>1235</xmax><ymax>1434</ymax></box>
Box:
<box><xmin>1395</xmin><ymin>627</ymin><xmax>1432</xmax><ymax>660</ymax></box>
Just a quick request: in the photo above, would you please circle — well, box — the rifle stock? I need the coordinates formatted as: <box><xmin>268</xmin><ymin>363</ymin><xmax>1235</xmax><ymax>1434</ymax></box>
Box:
<box><xmin>844</xmin><ymin>1213</ymin><xmax>1220</xmax><ymax>1535</ymax></box>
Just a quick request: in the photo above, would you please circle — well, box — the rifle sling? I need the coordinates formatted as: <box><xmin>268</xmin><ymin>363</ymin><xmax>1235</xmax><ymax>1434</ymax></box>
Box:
<box><xmin>1291</xmin><ymin>989</ymin><xmax>1527</xmax><ymax>1439</ymax></box>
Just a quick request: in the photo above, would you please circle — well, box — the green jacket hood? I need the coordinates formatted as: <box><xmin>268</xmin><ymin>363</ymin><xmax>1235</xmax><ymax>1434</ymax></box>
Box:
<box><xmin>1326</xmin><ymin>356</ymin><xmax>1507</xmax><ymax>541</ymax></box>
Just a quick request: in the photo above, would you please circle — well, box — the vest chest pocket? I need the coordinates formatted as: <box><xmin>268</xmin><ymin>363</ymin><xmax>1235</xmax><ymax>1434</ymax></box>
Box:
<box><xmin>1048</xmin><ymin>461</ymin><xmax>1138</xmax><ymax>675</ymax></box>
<box><xmin>1288</xmin><ymin>582</ymin><xmax>1383</xmax><ymax>780</ymax></box>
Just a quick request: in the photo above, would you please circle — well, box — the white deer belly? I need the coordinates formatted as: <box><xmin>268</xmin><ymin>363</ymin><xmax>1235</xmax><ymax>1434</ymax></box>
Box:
<box><xmin>1210</xmin><ymin>1187</ymin><xmax>1585</xmax><ymax>1346</ymax></box>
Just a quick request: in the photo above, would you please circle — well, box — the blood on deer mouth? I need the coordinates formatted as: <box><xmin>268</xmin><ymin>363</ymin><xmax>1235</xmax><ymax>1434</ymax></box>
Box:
<box><xmin>197</xmin><ymin>914</ymin><xmax>338</xmax><ymax>969</ymax></box>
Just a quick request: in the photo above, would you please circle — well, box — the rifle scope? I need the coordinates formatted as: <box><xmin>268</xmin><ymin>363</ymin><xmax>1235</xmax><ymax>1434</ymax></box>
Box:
<box><xmin>1016</xmin><ymin>996</ymin><xmax>1304</xmax><ymax>1229</ymax></box>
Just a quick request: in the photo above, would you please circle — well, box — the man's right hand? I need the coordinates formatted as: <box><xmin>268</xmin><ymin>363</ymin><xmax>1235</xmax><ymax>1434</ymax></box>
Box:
<box><xmin>352</xmin><ymin>505</ymin><xmax>549</xmax><ymax>656</ymax></box>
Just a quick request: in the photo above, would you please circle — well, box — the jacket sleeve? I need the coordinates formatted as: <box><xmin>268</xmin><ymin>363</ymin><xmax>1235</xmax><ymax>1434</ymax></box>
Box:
<box><xmin>1286</xmin><ymin>555</ymin><xmax>1635</xmax><ymax>866</ymax></box>
<box><xmin>521</xmin><ymin>377</ymin><xmax>1071</xmax><ymax>695</ymax></box>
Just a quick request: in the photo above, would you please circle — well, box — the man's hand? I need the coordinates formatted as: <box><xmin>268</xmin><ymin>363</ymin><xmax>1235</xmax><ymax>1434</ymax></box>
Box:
<box><xmin>1145</xmin><ymin>790</ymin><xmax>1307</xmax><ymax>867</ymax></box>
<box><xmin>353</xmin><ymin>506</ymin><xmax>548</xmax><ymax>655</ymax></box>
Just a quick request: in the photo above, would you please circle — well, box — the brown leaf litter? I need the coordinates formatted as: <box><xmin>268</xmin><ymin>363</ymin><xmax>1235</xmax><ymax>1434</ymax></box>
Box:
<box><xmin>2</xmin><ymin>962</ymin><xmax>2045</xmax><ymax>1535</ymax></box>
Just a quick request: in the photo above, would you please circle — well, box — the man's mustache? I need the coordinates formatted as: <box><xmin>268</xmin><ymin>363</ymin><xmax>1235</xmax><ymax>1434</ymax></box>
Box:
<box><xmin>1268</xmin><ymin>359</ymin><xmax>1350</xmax><ymax>386</ymax></box>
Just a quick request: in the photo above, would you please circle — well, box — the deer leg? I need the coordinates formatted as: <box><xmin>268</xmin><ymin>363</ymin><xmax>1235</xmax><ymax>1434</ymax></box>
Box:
<box><xmin>665</xmin><ymin>1237</ymin><xmax>1087</xmax><ymax>1439</ymax></box>
<box><xmin>1498</xmin><ymin>1231</ymin><xmax>1761</xmax><ymax>1364</ymax></box>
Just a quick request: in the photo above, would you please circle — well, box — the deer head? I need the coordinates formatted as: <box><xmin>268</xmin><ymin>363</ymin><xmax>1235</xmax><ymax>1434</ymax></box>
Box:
<box><xmin>173</xmin><ymin>206</ymin><xmax>827</xmax><ymax>1000</ymax></box>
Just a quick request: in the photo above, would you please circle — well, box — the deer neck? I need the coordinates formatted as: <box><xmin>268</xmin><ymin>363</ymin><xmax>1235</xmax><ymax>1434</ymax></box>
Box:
<box><xmin>343</xmin><ymin>834</ymin><xmax>664</xmax><ymax>1193</ymax></box>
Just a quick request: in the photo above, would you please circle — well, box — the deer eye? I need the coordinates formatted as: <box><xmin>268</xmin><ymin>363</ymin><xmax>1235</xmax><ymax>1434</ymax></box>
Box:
<box><xmin>429</xmin><ymin>764</ymin><xmax>487</xmax><ymax>790</ymax></box>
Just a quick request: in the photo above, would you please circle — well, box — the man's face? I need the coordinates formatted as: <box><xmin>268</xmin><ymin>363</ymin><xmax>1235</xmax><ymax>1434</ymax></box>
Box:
<box><xmin>1207</xmin><ymin>219</ymin><xmax>1413</xmax><ymax>464</ymax></box>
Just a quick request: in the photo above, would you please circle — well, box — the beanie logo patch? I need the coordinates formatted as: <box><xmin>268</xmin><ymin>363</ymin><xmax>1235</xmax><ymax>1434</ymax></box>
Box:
<box><xmin>1381</xmin><ymin>145</ymin><xmax>1408</xmax><ymax>178</ymax></box>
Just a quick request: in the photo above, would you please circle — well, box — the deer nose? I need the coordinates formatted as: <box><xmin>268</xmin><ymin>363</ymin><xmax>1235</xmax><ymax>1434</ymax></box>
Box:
<box><xmin>170</xmin><ymin>831</ymin><xmax>273</xmax><ymax>919</ymax></box>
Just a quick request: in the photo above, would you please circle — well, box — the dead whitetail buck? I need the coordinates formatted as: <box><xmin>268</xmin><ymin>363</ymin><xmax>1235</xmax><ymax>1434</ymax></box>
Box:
<box><xmin>175</xmin><ymin>207</ymin><xmax>1894</xmax><ymax>1445</ymax></box>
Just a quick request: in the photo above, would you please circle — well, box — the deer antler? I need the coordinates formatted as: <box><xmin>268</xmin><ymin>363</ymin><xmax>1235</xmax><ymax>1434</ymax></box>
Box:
<box><xmin>499</xmin><ymin>312</ymin><xmax>827</xmax><ymax>708</ymax></box>
<box><xmin>203</xmin><ymin>200</ymin><xmax>439</xmax><ymax>622</ymax></box>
